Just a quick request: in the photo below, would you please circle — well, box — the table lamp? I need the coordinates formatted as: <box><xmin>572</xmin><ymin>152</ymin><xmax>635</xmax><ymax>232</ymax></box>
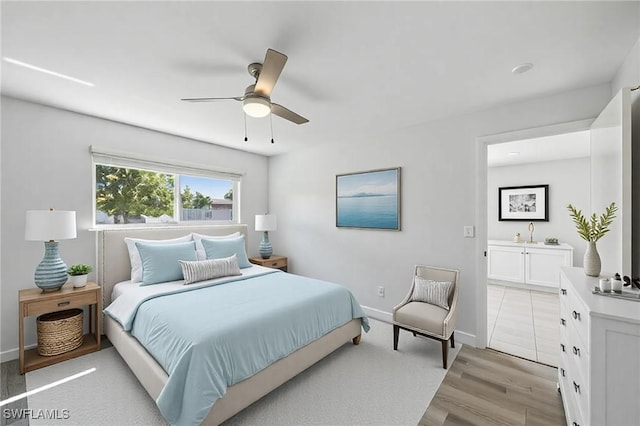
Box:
<box><xmin>255</xmin><ymin>214</ymin><xmax>276</xmax><ymax>259</ymax></box>
<box><xmin>25</xmin><ymin>209</ymin><xmax>77</xmax><ymax>291</ymax></box>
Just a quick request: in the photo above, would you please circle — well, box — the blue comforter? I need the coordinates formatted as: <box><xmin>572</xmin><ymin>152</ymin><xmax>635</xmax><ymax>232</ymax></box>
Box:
<box><xmin>105</xmin><ymin>270</ymin><xmax>369</xmax><ymax>426</ymax></box>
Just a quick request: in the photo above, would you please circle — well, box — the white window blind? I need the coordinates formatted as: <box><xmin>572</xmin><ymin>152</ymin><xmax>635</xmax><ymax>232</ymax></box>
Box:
<box><xmin>90</xmin><ymin>146</ymin><xmax>244</xmax><ymax>181</ymax></box>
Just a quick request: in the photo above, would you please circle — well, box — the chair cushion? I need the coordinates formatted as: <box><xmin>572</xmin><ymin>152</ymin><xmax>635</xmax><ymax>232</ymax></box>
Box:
<box><xmin>395</xmin><ymin>302</ymin><xmax>448</xmax><ymax>338</ymax></box>
<box><xmin>411</xmin><ymin>277</ymin><xmax>453</xmax><ymax>309</ymax></box>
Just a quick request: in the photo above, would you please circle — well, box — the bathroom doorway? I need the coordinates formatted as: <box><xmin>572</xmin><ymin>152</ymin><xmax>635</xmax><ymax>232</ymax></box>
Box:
<box><xmin>485</xmin><ymin>130</ymin><xmax>590</xmax><ymax>366</ymax></box>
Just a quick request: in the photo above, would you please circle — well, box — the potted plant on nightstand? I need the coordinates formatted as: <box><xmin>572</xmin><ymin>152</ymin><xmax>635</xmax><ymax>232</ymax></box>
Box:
<box><xmin>67</xmin><ymin>264</ymin><xmax>92</xmax><ymax>288</ymax></box>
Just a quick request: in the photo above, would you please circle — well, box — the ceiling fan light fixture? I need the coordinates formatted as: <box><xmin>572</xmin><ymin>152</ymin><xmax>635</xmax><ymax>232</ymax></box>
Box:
<box><xmin>243</xmin><ymin>97</ymin><xmax>271</xmax><ymax>118</ymax></box>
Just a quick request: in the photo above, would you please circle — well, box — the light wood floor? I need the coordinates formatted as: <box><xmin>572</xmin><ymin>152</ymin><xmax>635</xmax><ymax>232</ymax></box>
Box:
<box><xmin>487</xmin><ymin>284</ymin><xmax>559</xmax><ymax>367</ymax></box>
<box><xmin>420</xmin><ymin>345</ymin><xmax>565</xmax><ymax>426</ymax></box>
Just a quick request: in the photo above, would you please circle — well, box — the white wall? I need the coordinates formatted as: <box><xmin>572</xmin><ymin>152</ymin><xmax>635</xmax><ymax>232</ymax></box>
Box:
<box><xmin>612</xmin><ymin>36</ymin><xmax>640</xmax><ymax>95</ymax></box>
<box><xmin>0</xmin><ymin>97</ymin><xmax>269</xmax><ymax>360</ymax></box>
<box><xmin>268</xmin><ymin>83</ymin><xmax>612</xmax><ymax>344</ymax></box>
<box><xmin>612</xmin><ymin>35</ymin><xmax>640</xmax><ymax>276</ymax></box>
<box><xmin>487</xmin><ymin>158</ymin><xmax>590</xmax><ymax>266</ymax></box>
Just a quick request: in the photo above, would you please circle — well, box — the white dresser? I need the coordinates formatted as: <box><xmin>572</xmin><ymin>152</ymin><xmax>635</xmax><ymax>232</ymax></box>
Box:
<box><xmin>559</xmin><ymin>267</ymin><xmax>640</xmax><ymax>426</ymax></box>
<box><xmin>487</xmin><ymin>240</ymin><xmax>573</xmax><ymax>288</ymax></box>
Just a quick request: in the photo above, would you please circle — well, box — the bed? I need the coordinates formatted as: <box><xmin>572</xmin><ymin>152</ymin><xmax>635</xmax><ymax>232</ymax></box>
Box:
<box><xmin>98</xmin><ymin>225</ymin><xmax>368</xmax><ymax>426</ymax></box>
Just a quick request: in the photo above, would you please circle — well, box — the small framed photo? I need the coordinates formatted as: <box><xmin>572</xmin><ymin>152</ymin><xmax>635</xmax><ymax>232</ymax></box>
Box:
<box><xmin>336</xmin><ymin>167</ymin><xmax>401</xmax><ymax>230</ymax></box>
<box><xmin>498</xmin><ymin>184</ymin><xmax>549</xmax><ymax>221</ymax></box>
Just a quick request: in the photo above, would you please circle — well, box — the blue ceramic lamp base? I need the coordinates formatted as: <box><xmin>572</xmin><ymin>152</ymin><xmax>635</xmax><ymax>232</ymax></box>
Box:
<box><xmin>35</xmin><ymin>241</ymin><xmax>68</xmax><ymax>292</ymax></box>
<box><xmin>259</xmin><ymin>231</ymin><xmax>273</xmax><ymax>259</ymax></box>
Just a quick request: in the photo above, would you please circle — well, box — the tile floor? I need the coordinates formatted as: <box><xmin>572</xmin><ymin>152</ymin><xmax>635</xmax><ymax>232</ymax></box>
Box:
<box><xmin>487</xmin><ymin>284</ymin><xmax>559</xmax><ymax>367</ymax></box>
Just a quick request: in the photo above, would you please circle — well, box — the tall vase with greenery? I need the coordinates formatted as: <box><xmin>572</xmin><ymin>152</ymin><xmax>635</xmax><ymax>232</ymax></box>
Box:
<box><xmin>567</xmin><ymin>202</ymin><xmax>617</xmax><ymax>277</ymax></box>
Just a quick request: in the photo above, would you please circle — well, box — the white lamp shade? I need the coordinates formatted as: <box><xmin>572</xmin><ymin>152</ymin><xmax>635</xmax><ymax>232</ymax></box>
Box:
<box><xmin>25</xmin><ymin>210</ymin><xmax>77</xmax><ymax>241</ymax></box>
<box><xmin>243</xmin><ymin>97</ymin><xmax>271</xmax><ymax>118</ymax></box>
<box><xmin>255</xmin><ymin>214</ymin><xmax>277</xmax><ymax>232</ymax></box>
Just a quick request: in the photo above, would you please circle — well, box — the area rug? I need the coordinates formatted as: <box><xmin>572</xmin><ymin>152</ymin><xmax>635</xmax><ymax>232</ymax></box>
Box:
<box><xmin>26</xmin><ymin>319</ymin><xmax>458</xmax><ymax>425</ymax></box>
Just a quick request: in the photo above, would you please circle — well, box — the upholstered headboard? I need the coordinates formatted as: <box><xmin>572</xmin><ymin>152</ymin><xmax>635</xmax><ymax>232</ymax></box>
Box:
<box><xmin>97</xmin><ymin>225</ymin><xmax>248</xmax><ymax>306</ymax></box>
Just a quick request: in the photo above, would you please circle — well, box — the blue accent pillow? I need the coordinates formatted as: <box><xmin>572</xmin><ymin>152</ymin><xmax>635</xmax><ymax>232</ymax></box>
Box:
<box><xmin>136</xmin><ymin>241</ymin><xmax>198</xmax><ymax>285</ymax></box>
<box><xmin>201</xmin><ymin>236</ymin><xmax>251</xmax><ymax>268</ymax></box>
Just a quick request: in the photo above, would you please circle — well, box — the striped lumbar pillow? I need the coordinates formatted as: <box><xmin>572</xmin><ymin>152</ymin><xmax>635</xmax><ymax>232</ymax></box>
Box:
<box><xmin>179</xmin><ymin>254</ymin><xmax>241</xmax><ymax>285</ymax></box>
<box><xmin>411</xmin><ymin>277</ymin><xmax>453</xmax><ymax>310</ymax></box>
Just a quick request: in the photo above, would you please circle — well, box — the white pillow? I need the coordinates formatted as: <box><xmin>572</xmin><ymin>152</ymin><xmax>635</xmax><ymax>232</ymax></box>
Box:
<box><xmin>411</xmin><ymin>277</ymin><xmax>453</xmax><ymax>310</ymax></box>
<box><xmin>192</xmin><ymin>232</ymin><xmax>241</xmax><ymax>260</ymax></box>
<box><xmin>124</xmin><ymin>235</ymin><xmax>192</xmax><ymax>282</ymax></box>
<box><xmin>179</xmin><ymin>254</ymin><xmax>242</xmax><ymax>285</ymax></box>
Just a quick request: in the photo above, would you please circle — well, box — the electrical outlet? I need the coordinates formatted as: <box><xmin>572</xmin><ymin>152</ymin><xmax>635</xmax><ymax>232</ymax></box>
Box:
<box><xmin>463</xmin><ymin>226</ymin><xmax>475</xmax><ymax>238</ymax></box>
<box><xmin>377</xmin><ymin>286</ymin><xmax>385</xmax><ymax>297</ymax></box>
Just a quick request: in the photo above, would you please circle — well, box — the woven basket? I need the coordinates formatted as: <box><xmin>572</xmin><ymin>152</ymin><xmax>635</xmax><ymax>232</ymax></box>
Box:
<box><xmin>36</xmin><ymin>308</ymin><xmax>84</xmax><ymax>356</ymax></box>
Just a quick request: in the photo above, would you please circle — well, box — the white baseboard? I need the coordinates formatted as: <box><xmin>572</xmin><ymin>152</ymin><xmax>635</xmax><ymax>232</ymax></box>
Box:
<box><xmin>0</xmin><ymin>349</ymin><xmax>18</xmax><ymax>363</ymax></box>
<box><xmin>361</xmin><ymin>306</ymin><xmax>393</xmax><ymax>323</ymax></box>
<box><xmin>361</xmin><ymin>305</ymin><xmax>477</xmax><ymax>347</ymax></box>
<box><xmin>454</xmin><ymin>330</ymin><xmax>477</xmax><ymax>347</ymax></box>
<box><xmin>0</xmin><ymin>343</ymin><xmax>36</xmax><ymax>363</ymax></box>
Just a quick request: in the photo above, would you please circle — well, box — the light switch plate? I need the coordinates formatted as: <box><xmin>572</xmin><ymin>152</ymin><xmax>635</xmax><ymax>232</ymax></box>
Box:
<box><xmin>463</xmin><ymin>226</ymin><xmax>475</xmax><ymax>238</ymax></box>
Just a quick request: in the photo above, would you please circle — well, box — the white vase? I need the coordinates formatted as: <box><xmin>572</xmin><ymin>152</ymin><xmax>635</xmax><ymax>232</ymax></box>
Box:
<box><xmin>583</xmin><ymin>242</ymin><xmax>601</xmax><ymax>277</ymax></box>
<box><xmin>68</xmin><ymin>274</ymin><xmax>88</xmax><ymax>288</ymax></box>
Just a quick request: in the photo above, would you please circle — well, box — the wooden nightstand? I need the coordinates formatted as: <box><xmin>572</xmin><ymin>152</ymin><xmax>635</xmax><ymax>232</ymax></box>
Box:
<box><xmin>18</xmin><ymin>282</ymin><xmax>102</xmax><ymax>374</ymax></box>
<box><xmin>249</xmin><ymin>255</ymin><xmax>288</xmax><ymax>272</ymax></box>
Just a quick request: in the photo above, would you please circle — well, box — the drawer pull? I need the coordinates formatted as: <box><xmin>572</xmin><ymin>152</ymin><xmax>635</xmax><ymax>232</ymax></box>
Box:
<box><xmin>573</xmin><ymin>381</ymin><xmax>581</xmax><ymax>394</ymax></box>
<box><xmin>57</xmin><ymin>301</ymin><xmax>70</xmax><ymax>307</ymax></box>
<box><xmin>572</xmin><ymin>310</ymin><xmax>581</xmax><ymax>320</ymax></box>
<box><xmin>561</xmin><ymin>288</ymin><xmax>567</xmax><ymax>295</ymax></box>
<box><xmin>573</xmin><ymin>422</ymin><xmax>580</xmax><ymax>426</ymax></box>
<box><xmin>561</xmin><ymin>343</ymin><xmax>566</xmax><ymax>352</ymax></box>
<box><xmin>560</xmin><ymin>318</ymin><xmax>566</xmax><ymax>326</ymax></box>
<box><xmin>561</xmin><ymin>368</ymin><xmax>565</xmax><ymax>377</ymax></box>
<box><xmin>573</xmin><ymin>346</ymin><xmax>581</xmax><ymax>356</ymax></box>
<box><xmin>271</xmin><ymin>262</ymin><xmax>278</xmax><ymax>266</ymax></box>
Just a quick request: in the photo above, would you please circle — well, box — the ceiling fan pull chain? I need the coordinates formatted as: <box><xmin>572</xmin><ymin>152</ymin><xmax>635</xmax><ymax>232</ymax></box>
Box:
<box><xmin>270</xmin><ymin>113</ymin><xmax>275</xmax><ymax>144</ymax></box>
<box><xmin>244</xmin><ymin>113</ymin><xmax>248</xmax><ymax>142</ymax></box>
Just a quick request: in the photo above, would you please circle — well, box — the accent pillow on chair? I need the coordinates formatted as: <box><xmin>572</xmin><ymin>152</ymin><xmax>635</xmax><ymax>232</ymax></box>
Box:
<box><xmin>410</xmin><ymin>277</ymin><xmax>453</xmax><ymax>310</ymax></box>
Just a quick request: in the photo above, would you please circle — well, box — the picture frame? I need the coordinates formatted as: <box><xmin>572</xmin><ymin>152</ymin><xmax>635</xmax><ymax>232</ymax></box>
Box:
<box><xmin>498</xmin><ymin>184</ymin><xmax>549</xmax><ymax>221</ymax></box>
<box><xmin>336</xmin><ymin>167</ymin><xmax>401</xmax><ymax>230</ymax></box>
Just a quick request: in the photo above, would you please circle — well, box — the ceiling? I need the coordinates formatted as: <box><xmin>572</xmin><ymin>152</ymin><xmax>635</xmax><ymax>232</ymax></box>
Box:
<box><xmin>488</xmin><ymin>130</ymin><xmax>590</xmax><ymax>168</ymax></box>
<box><xmin>2</xmin><ymin>1</ymin><xmax>639</xmax><ymax>157</ymax></box>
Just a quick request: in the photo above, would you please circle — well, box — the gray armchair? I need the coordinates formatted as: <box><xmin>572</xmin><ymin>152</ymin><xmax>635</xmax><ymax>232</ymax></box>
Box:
<box><xmin>392</xmin><ymin>265</ymin><xmax>459</xmax><ymax>369</ymax></box>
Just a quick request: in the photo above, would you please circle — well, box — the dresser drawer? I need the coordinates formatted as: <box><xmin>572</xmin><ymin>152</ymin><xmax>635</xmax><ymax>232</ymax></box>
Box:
<box><xmin>568</xmin><ymin>363</ymin><xmax>589</xmax><ymax>424</ymax></box>
<box><xmin>567</xmin><ymin>330</ymin><xmax>589</xmax><ymax>398</ymax></box>
<box><xmin>559</xmin><ymin>352</ymin><xmax>585</xmax><ymax>426</ymax></box>
<box><xmin>24</xmin><ymin>291</ymin><xmax>97</xmax><ymax>317</ymax></box>
<box><xmin>560</xmin><ymin>284</ymin><xmax>589</xmax><ymax>350</ymax></box>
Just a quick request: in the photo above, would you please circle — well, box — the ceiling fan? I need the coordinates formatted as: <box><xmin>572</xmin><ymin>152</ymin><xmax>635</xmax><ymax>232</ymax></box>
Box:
<box><xmin>181</xmin><ymin>48</ymin><xmax>309</xmax><ymax>125</ymax></box>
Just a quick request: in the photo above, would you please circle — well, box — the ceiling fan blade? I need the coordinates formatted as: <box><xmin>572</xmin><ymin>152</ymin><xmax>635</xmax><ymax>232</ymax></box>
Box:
<box><xmin>254</xmin><ymin>49</ymin><xmax>287</xmax><ymax>97</ymax></box>
<box><xmin>181</xmin><ymin>96</ymin><xmax>243</xmax><ymax>102</ymax></box>
<box><xmin>271</xmin><ymin>103</ymin><xmax>309</xmax><ymax>125</ymax></box>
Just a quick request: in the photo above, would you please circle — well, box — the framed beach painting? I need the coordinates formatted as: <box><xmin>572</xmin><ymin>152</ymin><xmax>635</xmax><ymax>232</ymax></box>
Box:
<box><xmin>498</xmin><ymin>184</ymin><xmax>549</xmax><ymax>221</ymax></box>
<box><xmin>336</xmin><ymin>167</ymin><xmax>401</xmax><ymax>230</ymax></box>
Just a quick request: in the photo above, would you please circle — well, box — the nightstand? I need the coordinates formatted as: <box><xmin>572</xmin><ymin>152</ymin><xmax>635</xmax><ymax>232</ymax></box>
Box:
<box><xmin>18</xmin><ymin>282</ymin><xmax>102</xmax><ymax>374</ymax></box>
<box><xmin>249</xmin><ymin>255</ymin><xmax>288</xmax><ymax>272</ymax></box>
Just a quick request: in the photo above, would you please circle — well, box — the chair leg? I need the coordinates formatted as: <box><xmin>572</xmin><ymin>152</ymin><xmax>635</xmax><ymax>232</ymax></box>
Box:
<box><xmin>441</xmin><ymin>339</ymin><xmax>449</xmax><ymax>369</ymax></box>
<box><xmin>450</xmin><ymin>333</ymin><xmax>455</xmax><ymax>348</ymax></box>
<box><xmin>393</xmin><ymin>325</ymin><xmax>399</xmax><ymax>350</ymax></box>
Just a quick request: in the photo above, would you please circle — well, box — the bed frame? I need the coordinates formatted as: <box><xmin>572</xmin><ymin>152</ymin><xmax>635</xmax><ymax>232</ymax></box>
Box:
<box><xmin>97</xmin><ymin>225</ymin><xmax>362</xmax><ymax>425</ymax></box>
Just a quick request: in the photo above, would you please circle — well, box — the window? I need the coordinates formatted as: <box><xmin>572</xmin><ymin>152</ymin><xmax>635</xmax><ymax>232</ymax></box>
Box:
<box><xmin>92</xmin><ymin>147</ymin><xmax>241</xmax><ymax>226</ymax></box>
